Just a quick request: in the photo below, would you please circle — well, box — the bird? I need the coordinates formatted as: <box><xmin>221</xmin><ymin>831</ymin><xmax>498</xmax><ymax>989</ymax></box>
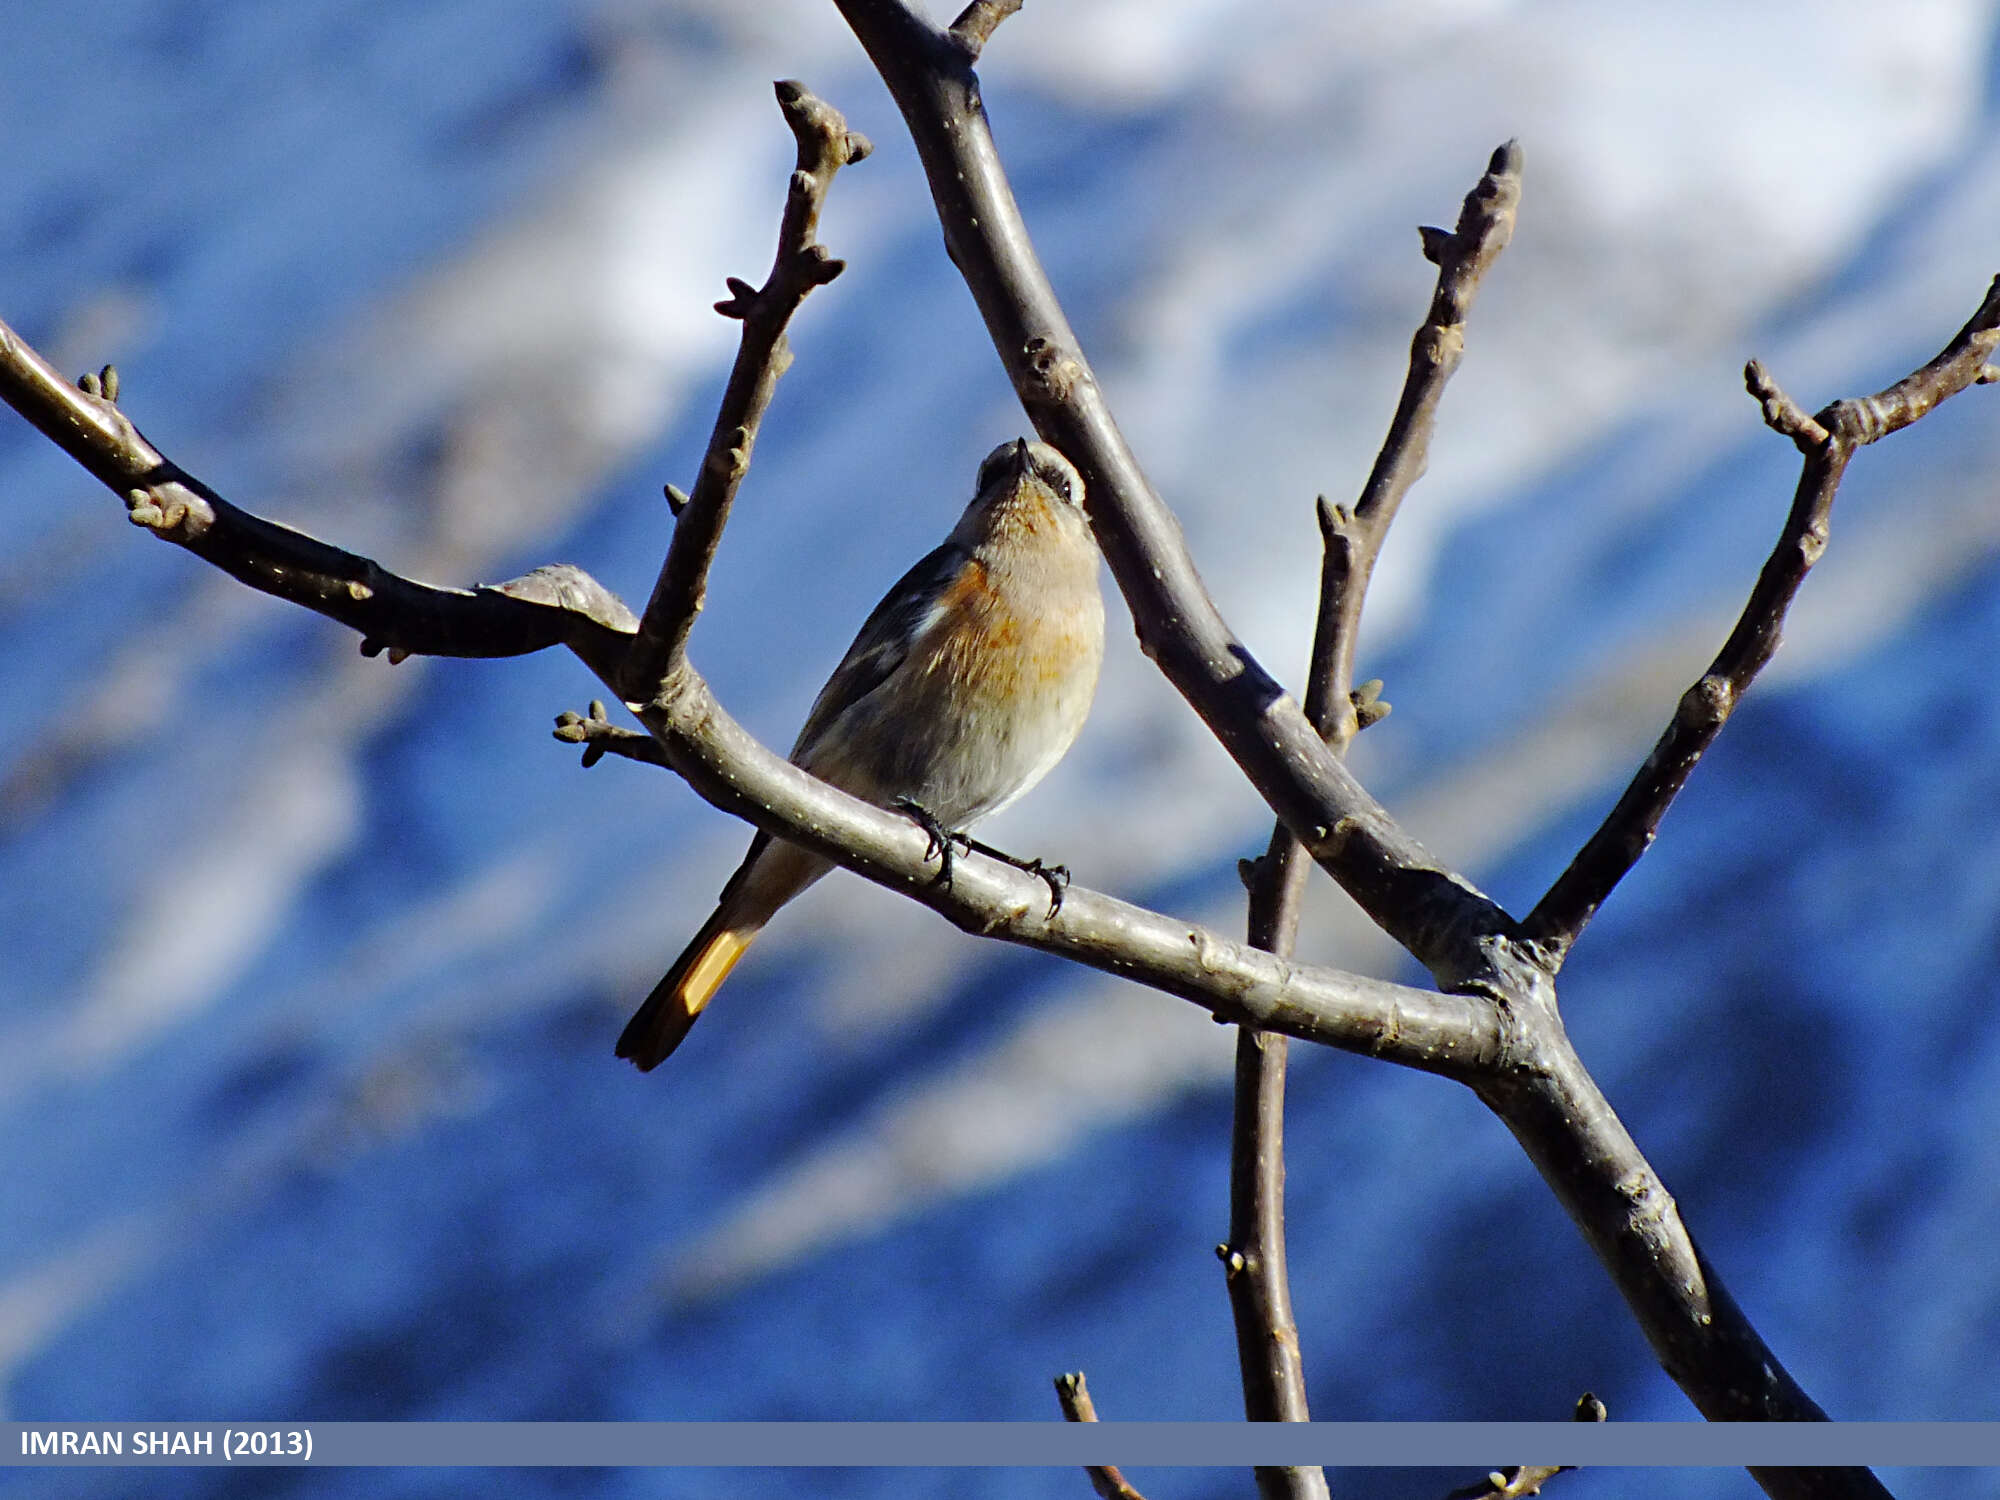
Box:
<box><xmin>616</xmin><ymin>437</ymin><xmax>1106</xmax><ymax>1071</ymax></box>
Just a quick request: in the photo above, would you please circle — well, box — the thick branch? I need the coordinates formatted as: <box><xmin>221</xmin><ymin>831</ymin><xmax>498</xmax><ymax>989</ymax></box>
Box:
<box><xmin>1525</xmin><ymin>274</ymin><xmax>2000</xmax><ymax>964</ymax></box>
<box><xmin>619</xmin><ymin>81</ymin><xmax>871</xmax><ymax>701</ymax></box>
<box><xmin>1474</xmin><ymin>991</ymin><xmax>1861</xmax><ymax>1440</ymax></box>
<box><xmin>829</xmin><ymin>0</ymin><xmax>1517</xmax><ymax>989</ymax></box>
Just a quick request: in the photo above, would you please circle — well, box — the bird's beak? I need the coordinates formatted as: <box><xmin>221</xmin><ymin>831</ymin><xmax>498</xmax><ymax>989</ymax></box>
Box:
<box><xmin>1005</xmin><ymin>437</ymin><xmax>1033</xmax><ymax>477</ymax></box>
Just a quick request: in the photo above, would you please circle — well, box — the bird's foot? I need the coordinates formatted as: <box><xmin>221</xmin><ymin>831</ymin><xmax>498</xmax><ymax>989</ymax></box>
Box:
<box><xmin>894</xmin><ymin>799</ymin><xmax>959</xmax><ymax>888</ymax></box>
<box><xmin>955</xmin><ymin>835</ymin><xmax>1070</xmax><ymax>919</ymax></box>
<box><xmin>893</xmin><ymin>802</ymin><xmax>1069</xmax><ymax>917</ymax></box>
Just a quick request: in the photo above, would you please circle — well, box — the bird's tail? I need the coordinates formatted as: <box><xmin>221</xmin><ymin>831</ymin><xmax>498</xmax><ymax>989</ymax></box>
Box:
<box><xmin>615</xmin><ymin>906</ymin><xmax>761</xmax><ymax>1071</ymax></box>
<box><xmin>616</xmin><ymin>833</ymin><xmax>827</xmax><ymax>1072</ymax></box>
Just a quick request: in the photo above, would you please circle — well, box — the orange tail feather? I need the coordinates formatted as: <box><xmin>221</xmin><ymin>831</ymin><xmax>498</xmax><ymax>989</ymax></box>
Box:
<box><xmin>615</xmin><ymin>913</ymin><xmax>756</xmax><ymax>1071</ymax></box>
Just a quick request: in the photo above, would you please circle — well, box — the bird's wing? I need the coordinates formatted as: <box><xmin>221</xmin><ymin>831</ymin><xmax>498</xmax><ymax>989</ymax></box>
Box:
<box><xmin>791</xmin><ymin>539</ymin><xmax>968</xmax><ymax>758</ymax></box>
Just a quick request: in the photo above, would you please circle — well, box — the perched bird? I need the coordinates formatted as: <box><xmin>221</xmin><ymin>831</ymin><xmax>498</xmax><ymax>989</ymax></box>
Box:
<box><xmin>617</xmin><ymin>438</ymin><xmax>1106</xmax><ymax>1070</ymax></box>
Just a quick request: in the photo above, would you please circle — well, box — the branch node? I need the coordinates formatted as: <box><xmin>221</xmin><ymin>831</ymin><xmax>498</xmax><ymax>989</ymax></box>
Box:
<box><xmin>800</xmin><ymin>243</ymin><xmax>847</xmax><ymax>287</ymax></box>
<box><xmin>705</xmin><ymin>432</ymin><xmax>752</xmax><ymax>485</ymax></box>
<box><xmin>714</xmin><ymin>276</ymin><xmax>760</xmax><ymax>320</ymax></box>
<box><xmin>1351</xmin><ymin>678</ymin><xmax>1391</xmax><ymax>729</ymax></box>
<box><xmin>948</xmin><ymin>0</ymin><xmax>1024</xmax><ymax>59</ymax></box>
<box><xmin>664</xmin><ymin>483</ymin><xmax>689</xmax><ymax>517</ymax></box>
<box><xmin>1022</xmin><ymin>334</ymin><xmax>1084</xmax><ymax>404</ymax></box>
<box><xmin>1314</xmin><ymin>493</ymin><xmax>1355</xmax><ymax>539</ymax></box>
<box><xmin>1744</xmin><ymin>358</ymin><xmax>1830</xmax><ymax>448</ymax></box>
<box><xmin>1054</xmin><ymin>1371</ymin><xmax>1095</xmax><ymax>1421</ymax></box>
<box><xmin>1418</xmin><ymin>225</ymin><xmax>1451</xmax><ymax>266</ymax></box>
<box><xmin>554</xmin><ymin>700</ymin><xmax>668</xmax><ymax>771</ymax></box>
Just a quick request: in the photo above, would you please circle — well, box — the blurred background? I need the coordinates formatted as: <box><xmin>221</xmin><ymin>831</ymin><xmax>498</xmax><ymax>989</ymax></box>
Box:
<box><xmin>3</xmin><ymin>1</ymin><xmax>1999</xmax><ymax>1497</ymax></box>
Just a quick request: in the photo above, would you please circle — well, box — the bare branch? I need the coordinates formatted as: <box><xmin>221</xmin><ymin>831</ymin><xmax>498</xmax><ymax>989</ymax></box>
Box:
<box><xmin>1744</xmin><ymin>359</ymin><xmax>1830</xmax><ymax>448</ymax></box>
<box><xmin>1525</xmin><ymin>275</ymin><xmax>2000</xmax><ymax>965</ymax></box>
<box><xmin>829</xmin><ymin>0</ymin><xmax>1517</xmax><ymax>990</ymax></box>
<box><xmin>1215</xmin><ymin>509</ymin><xmax>1350</xmax><ymax>1457</ymax></box>
<box><xmin>1219</xmin><ymin>1028</ymin><xmax>1331</xmax><ymax>1500</ymax></box>
<box><xmin>0</xmin><ymin>319</ymin><xmax>636</xmax><ymax>683</ymax></box>
<box><xmin>1218</xmin><ymin>528</ymin><xmax>1348</xmax><ymax>1439</ymax></box>
<box><xmin>1334</xmin><ymin>140</ymin><xmax>1522</xmax><ymax>720</ymax></box>
<box><xmin>618</xmin><ymin>81</ymin><xmax>872</xmax><ymax>702</ymax></box>
<box><xmin>1217</xmin><ymin>1024</ymin><xmax>1312</xmax><ymax>1421</ymax></box>
<box><xmin>1053</xmin><ymin>1374</ymin><xmax>1149</xmax><ymax>1500</ymax></box>
<box><xmin>1219</xmin><ymin>148</ymin><xmax>1516</xmax><ymax>1467</ymax></box>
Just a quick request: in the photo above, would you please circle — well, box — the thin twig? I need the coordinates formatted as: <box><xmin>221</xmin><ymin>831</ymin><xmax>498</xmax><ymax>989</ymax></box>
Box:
<box><xmin>1525</xmin><ymin>274</ymin><xmax>2000</xmax><ymax>965</ymax></box>
<box><xmin>1333</xmin><ymin>140</ymin><xmax>1522</xmax><ymax>718</ymax></box>
<box><xmin>1217</xmin><ymin>517</ymin><xmax>1345</xmax><ymax>1494</ymax></box>
<box><xmin>0</xmin><ymin>319</ymin><xmax>636</xmax><ymax>682</ymax></box>
<box><xmin>553</xmin><ymin>701</ymin><xmax>668</xmax><ymax>769</ymax></box>
<box><xmin>1054</xmin><ymin>1373</ymin><xmax>1149</xmax><ymax>1500</ymax></box>
<box><xmin>947</xmin><ymin>0</ymin><xmax>1021</xmax><ymax>57</ymax></box>
<box><xmin>618</xmin><ymin>81</ymin><xmax>871</xmax><ymax>703</ymax></box>
<box><xmin>1221</xmin><ymin>149</ymin><xmax>1518</xmax><ymax>1480</ymax></box>
<box><xmin>1222</xmin><ymin>527</ymin><xmax>1342</xmax><ymax>1451</ymax></box>
<box><xmin>1443</xmin><ymin>1392</ymin><xmax>1604</xmax><ymax>1500</ymax></box>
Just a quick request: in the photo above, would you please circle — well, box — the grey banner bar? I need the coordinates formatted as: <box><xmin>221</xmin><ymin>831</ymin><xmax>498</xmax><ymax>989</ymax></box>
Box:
<box><xmin>4</xmin><ymin>1422</ymin><xmax>1996</xmax><ymax>1467</ymax></box>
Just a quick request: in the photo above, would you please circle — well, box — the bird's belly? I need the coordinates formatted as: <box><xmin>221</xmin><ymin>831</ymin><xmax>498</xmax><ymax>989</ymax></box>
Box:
<box><xmin>805</xmin><ymin>599</ymin><xmax>1099</xmax><ymax>829</ymax></box>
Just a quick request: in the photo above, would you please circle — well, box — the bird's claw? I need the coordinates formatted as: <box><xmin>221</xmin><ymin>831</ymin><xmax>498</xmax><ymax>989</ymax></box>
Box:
<box><xmin>894</xmin><ymin>799</ymin><xmax>958</xmax><ymax>887</ymax></box>
<box><xmin>894</xmin><ymin>802</ymin><xmax>1069</xmax><ymax>916</ymax></box>
<box><xmin>1022</xmin><ymin>859</ymin><xmax>1070</xmax><ymax>919</ymax></box>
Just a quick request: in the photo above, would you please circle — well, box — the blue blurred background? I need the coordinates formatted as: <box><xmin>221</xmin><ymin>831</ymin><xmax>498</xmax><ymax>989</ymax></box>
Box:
<box><xmin>3</xmin><ymin>2</ymin><xmax>1999</xmax><ymax>1497</ymax></box>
